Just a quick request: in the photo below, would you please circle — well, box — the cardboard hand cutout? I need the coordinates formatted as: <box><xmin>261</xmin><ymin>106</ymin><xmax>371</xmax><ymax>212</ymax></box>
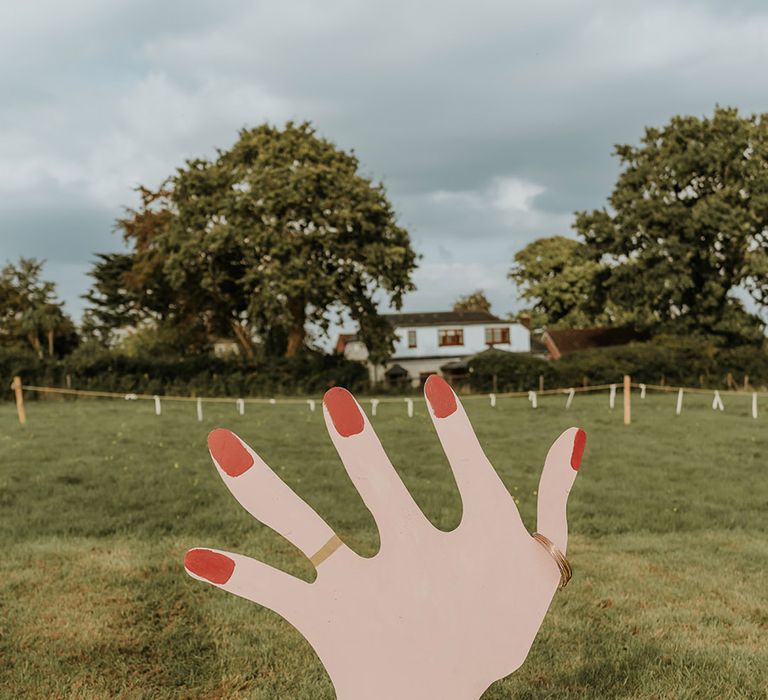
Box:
<box><xmin>185</xmin><ymin>375</ymin><xmax>586</xmax><ymax>699</ymax></box>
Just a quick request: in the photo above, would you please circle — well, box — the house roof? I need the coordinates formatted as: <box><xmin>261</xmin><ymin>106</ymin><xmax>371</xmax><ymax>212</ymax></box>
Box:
<box><xmin>382</xmin><ymin>311</ymin><xmax>508</xmax><ymax>327</ymax></box>
<box><xmin>384</xmin><ymin>363</ymin><xmax>409</xmax><ymax>377</ymax></box>
<box><xmin>539</xmin><ymin>326</ymin><xmax>647</xmax><ymax>360</ymax></box>
<box><xmin>335</xmin><ymin>333</ymin><xmax>358</xmax><ymax>354</ymax></box>
<box><xmin>440</xmin><ymin>358</ymin><xmax>470</xmax><ymax>371</ymax></box>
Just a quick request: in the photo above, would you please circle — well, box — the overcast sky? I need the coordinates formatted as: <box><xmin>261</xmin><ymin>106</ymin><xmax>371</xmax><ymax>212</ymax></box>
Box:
<box><xmin>3</xmin><ymin>0</ymin><xmax>768</xmax><ymax>327</ymax></box>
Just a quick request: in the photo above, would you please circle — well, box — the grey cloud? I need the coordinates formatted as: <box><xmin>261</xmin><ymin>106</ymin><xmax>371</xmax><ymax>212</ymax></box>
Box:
<box><xmin>2</xmin><ymin>0</ymin><xmax>768</xmax><ymax>320</ymax></box>
<box><xmin>1</xmin><ymin>205</ymin><xmax>119</xmax><ymax>263</ymax></box>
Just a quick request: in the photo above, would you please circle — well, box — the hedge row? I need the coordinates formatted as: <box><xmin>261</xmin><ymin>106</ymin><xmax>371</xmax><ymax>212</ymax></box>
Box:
<box><xmin>5</xmin><ymin>336</ymin><xmax>768</xmax><ymax>400</ymax></box>
<box><xmin>0</xmin><ymin>345</ymin><xmax>368</xmax><ymax>399</ymax></box>
<box><xmin>467</xmin><ymin>337</ymin><xmax>768</xmax><ymax>393</ymax></box>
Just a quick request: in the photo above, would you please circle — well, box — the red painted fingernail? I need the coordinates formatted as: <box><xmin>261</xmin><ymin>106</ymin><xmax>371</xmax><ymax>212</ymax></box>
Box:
<box><xmin>324</xmin><ymin>387</ymin><xmax>364</xmax><ymax>437</ymax></box>
<box><xmin>208</xmin><ymin>428</ymin><xmax>254</xmax><ymax>477</ymax></box>
<box><xmin>570</xmin><ymin>429</ymin><xmax>587</xmax><ymax>470</ymax></box>
<box><xmin>185</xmin><ymin>549</ymin><xmax>235</xmax><ymax>584</ymax></box>
<box><xmin>425</xmin><ymin>375</ymin><xmax>457</xmax><ymax>418</ymax></box>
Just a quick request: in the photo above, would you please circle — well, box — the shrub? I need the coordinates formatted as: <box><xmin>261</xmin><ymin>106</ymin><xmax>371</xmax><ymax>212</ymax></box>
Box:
<box><xmin>553</xmin><ymin>338</ymin><xmax>716</xmax><ymax>387</ymax></box>
<box><xmin>716</xmin><ymin>345</ymin><xmax>768</xmax><ymax>386</ymax></box>
<box><xmin>468</xmin><ymin>349</ymin><xmax>554</xmax><ymax>392</ymax></box>
<box><xmin>467</xmin><ymin>338</ymin><xmax>768</xmax><ymax>393</ymax></box>
<box><xmin>1</xmin><ymin>347</ymin><xmax>368</xmax><ymax>400</ymax></box>
<box><xmin>553</xmin><ymin>336</ymin><xmax>764</xmax><ymax>388</ymax></box>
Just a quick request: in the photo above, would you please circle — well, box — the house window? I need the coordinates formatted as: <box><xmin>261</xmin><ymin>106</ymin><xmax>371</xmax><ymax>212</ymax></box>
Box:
<box><xmin>438</xmin><ymin>328</ymin><xmax>464</xmax><ymax>347</ymax></box>
<box><xmin>485</xmin><ymin>327</ymin><xmax>510</xmax><ymax>345</ymax></box>
<box><xmin>407</xmin><ymin>330</ymin><xmax>417</xmax><ymax>348</ymax></box>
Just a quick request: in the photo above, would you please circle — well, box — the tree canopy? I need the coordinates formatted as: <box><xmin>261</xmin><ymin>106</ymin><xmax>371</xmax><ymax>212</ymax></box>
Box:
<box><xmin>453</xmin><ymin>290</ymin><xmax>492</xmax><ymax>313</ymax></box>
<box><xmin>577</xmin><ymin>106</ymin><xmax>768</xmax><ymax>340</ymax></box>
<box><xmin>512</xmin><ymin>107</ymin><xmax>768</xmax><ymax>340</ymax></box>
<box><xmin>509</xmin><ymin>236</ymin><xmax>608</xmax><ymax>328</ymax></box>
<box><xmin>0</xmin><ymin>258</ymin><xmax>77</xmax><ymax>356</ymax></box>
<box><xmin>86</xmin><ymin>123</ymin><xmax>417</xmax><ymax>361</ymax></box>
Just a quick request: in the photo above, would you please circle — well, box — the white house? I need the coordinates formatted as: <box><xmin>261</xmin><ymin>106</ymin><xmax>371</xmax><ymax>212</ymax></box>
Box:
<box><xmin>338</xmin><ymin>311</ymin><xmax>531</xmax><ymax>387</ymax></box>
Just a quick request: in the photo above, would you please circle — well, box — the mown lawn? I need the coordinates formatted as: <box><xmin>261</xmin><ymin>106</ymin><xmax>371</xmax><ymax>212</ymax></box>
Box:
<box><xmin>1</xmin><ymin>390</ymin><xmax>767</xmax><ymax>699</ymax></box>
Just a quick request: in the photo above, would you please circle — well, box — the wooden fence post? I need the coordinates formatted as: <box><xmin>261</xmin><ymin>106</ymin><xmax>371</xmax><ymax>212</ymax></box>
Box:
<box><xmin>623</xmin><ymin>374</ymin><xmax>631</xmax><ymax>425</ymax></box>
<box><xmin>538</xmin><ymin>375</ymin><xmax>544</xmax><ymax>392</ymax></box>
<box><xmin>12</xmin><ymin>376</ymin><xmax>26</xmax><ymax>425</ymax></box>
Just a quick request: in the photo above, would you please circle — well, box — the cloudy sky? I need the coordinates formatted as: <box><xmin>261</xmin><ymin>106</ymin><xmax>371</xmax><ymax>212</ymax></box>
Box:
<box><xmin>3</xmin><ymin>0</ymin><xmax>768</xmax><ymax>326</ymax></box>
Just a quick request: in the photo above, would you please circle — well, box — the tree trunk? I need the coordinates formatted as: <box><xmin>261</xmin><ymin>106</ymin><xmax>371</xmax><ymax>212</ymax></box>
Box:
<box><xmin>285</xmin><ymin>299</ymin><xmax>306</xmax><ymax>357</ymax></box>
<box><xmin>230</xmin><ymin>320</ymin><xmax>256</xmax><ymax>363</ymax></box>
<box><xmin>27</xmin><ymin>332</ymin><xmax>42</xmax><ymax>357</ymax></box>
<box><xmin>47</xmin><ymin>329</ymin><xmax>54</xmax><ymax>357</ymax></box>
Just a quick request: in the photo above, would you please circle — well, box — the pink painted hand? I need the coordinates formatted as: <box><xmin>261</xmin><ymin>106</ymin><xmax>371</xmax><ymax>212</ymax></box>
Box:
<box><xmin>184</xmin><ymin>376</ymin><xmax>586</xmax><ymax>699</ymax></box>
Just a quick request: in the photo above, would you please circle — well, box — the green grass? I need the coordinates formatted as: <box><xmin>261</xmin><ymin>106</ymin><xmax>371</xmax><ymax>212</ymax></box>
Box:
<box><xmin>1</xmin><ymin>391</ymin><xmax>767</xmax><ymax>699</ymax></box>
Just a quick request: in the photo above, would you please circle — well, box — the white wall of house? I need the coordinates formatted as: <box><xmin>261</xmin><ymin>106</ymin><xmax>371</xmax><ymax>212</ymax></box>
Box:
<box><xmin>391</xmin><ymin>322</ymin><xmax>530</xmax><ymax>359</ymax></box>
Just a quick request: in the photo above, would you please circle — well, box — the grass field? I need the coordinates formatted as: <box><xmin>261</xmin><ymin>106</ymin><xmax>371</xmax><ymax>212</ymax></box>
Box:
<box><xmin>2</xmin><ymin>390</ymin><xmax>768</xmax><ymax>699</ymax></box>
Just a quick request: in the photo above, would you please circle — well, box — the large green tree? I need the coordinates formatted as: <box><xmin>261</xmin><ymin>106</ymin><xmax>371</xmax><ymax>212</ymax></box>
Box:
<box><xmin>0</xmin><ymin>258</ymin><xmax>77</xmax><ymax>356</ymax></box>
<box><xmin>88</xmin><ymin>123</ymin><xmax>417</xmax><ymax>361</ymax></box>
<box><xmin>575</xmin><ymin>106</ymin><xmax>768</xmax><ymax>340</ymax></box>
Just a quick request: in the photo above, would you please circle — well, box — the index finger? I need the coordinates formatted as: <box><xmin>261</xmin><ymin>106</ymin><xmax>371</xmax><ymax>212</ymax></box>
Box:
<box><xmin>208</xmin><ymin>428</ymin><xmax>343</xmax><ymax>564</ymax></box>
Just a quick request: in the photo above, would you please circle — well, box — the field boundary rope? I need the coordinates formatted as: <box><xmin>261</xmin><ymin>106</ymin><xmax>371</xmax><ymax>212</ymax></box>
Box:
<box><xmin>7</xmin><ymin>375</ymin><xmax>766</xmax><ymax>425</ymax></box>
